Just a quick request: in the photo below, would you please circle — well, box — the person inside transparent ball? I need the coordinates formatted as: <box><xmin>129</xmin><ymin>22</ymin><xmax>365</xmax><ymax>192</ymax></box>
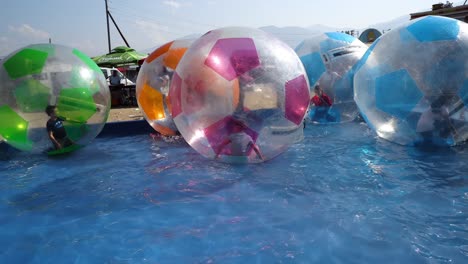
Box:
<box><xmin>45</xmin><ymin>105</ymin><xmax>74</xmax><ymax>151</ymax></box>
<box><xmin>214</xmin><ymin>119</ymin><xmax>264</xmax><ymax>161</ymax></box>
<box><xmin>158</xmin><ymin>66</ymin><xmax>173</xmax><ymax>95</ymax></box>
<box><xmin>416</xmin><ymin>94</ymin><xmax>458</xmax><ymax>145</ymax></box>
<box><xmin>310</xmin><ymin>84</ymin><xmax>336</xmax><ymax>122</ymax></box>
<box><xmin>217</xmin><ymin>72</ymin><xmax>265</xmax><ymax>161</ymax></box>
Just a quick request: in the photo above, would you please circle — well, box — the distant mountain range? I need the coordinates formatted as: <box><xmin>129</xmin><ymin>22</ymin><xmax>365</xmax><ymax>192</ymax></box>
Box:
<box><xmin>259</xmin><ymin>15</ymin><xmax>410</xmax><ymax>48</ymax></box>
<box><xmin>141</xmin><ymin>14</ymin><xmax>410</xmax><ymax>54</ymax></box>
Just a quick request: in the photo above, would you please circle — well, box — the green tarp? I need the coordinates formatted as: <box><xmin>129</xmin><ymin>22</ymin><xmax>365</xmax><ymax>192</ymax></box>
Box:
<box><xmin>92</xmin><ymin>46</ymin><xmax>146</xmax><ymax>67</ymax></box>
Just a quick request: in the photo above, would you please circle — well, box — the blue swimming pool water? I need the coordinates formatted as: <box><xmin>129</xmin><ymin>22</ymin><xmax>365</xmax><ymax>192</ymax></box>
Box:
<box><xmin>0</xmin><ymin>121</ymin><xmax>467</xmax><ymax>263</ymax></box>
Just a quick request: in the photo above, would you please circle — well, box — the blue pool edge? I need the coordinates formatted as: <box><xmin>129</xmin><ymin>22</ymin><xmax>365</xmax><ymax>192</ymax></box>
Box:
<box><xmin>0</xmin><ymin>120</ymin><xmax>153</xmax><ymax>153</ymax></box>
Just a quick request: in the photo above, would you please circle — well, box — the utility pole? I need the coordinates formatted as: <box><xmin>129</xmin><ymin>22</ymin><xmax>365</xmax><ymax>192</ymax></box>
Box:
<box><xmin>105</xmin><ymin>0</ymin><xmax>111</xmax><ymax>53</ymax></box>
<box><xmin>104</xmin><ymin>0</ymin><xmax>131</xmax><ymax>52</ymax></box>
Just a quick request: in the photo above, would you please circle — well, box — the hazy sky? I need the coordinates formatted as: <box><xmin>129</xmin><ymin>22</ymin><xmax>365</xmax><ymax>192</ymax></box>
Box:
<box><xmin>0</xmin><ymin>0</ymin><xmax>438</xmax><ymax>57</ymax></box>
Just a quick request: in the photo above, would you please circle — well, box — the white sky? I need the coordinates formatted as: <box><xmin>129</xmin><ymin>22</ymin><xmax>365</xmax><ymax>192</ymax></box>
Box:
<box><xmin>0</xmin><ymin>0</ymin><xmax>454</xmax><ymax>56</ymax></box>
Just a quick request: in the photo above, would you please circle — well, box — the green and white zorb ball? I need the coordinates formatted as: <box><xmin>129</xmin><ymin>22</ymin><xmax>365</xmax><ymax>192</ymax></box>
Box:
<box><xmin>0</xmin><ymin>44</ymin><xmax>110</xmax><ymax>153</ymax></box>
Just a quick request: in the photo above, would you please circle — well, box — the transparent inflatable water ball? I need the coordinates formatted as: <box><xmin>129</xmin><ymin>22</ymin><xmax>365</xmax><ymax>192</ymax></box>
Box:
<box><xmin>0</xmin><ymin>43</ymin><xmax>110</xmax><ymax>154</ymax></box>
<box><xmin>295</xmin><ymin>32</ymin><xmax>368</xmax><ymax>123</ymax></box>
<box><xmin>170</xmin><ymin>27</ymin><xmax>310</xmax><ymax>163</ymax></box>
<box><xmin>354</xmin><ymin>16</ymin><xmax>468</xmax><ymax>146</ymax></box>
<box><xmin>136</xmin><ymin>38</ymin><xmax>194</xmax><ymax>136</ymax></box>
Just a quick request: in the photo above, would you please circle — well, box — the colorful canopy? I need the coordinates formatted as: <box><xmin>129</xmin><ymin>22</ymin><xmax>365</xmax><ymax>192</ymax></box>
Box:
<box><xmin>92</xmin><ymin>46</ymin><xmax>147</xmax><ymax>67</ymax></box>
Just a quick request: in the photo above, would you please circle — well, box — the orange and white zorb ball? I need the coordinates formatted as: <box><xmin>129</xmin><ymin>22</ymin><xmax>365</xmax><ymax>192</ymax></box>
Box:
<box><xmin>136</xmin><ymin>39</ymin><xmax>194</xmax><ymax>136</ymax></box>
<box><xmin>169</xmin><ymin>27</ymin><xmax>310</xmax><ymax>163</ymax></box>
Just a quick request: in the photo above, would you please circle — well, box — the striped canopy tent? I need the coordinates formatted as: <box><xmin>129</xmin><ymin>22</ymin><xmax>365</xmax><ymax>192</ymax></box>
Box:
<box><xmin>93</xmin><ymin>46</ymin><xmax>147</xmax><ymax>67</ymax></box>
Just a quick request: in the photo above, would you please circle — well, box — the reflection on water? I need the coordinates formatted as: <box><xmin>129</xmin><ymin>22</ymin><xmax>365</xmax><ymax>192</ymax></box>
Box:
<box><xmin>0</xmin><ymin>123</ymin><xmax>467</xmax><ymax>263</ymax></box>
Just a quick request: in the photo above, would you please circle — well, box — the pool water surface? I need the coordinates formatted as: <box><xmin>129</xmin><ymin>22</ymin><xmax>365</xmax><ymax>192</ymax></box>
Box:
<box><xmin>0</xmin><ymin>121</ymin><xmax>467</xmax><ymax>263</ymax></box>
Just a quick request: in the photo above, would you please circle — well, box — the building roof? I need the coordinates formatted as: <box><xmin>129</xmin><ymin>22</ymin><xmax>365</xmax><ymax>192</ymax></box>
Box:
<box><xmin>410</xmin><ymin>4</ymin><xmax>468</xmax><ymax>21</ymax></box>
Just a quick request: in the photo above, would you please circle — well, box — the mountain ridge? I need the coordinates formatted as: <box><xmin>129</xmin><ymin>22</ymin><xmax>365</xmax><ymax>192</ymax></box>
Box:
<box><xmin>141</xmin><ymin>15</ymin><xmax>411</xmax><ymax>54</ymax></box>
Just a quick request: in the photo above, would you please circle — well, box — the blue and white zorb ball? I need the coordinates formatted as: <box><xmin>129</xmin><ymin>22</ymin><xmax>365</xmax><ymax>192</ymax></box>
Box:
<box><xmin>354</xmin><ymin>16</ymin><xmax>468</xmax><ymax>146</ymax></box>
<box><xmin>295</xmin><ymin>32</ymin><xmax>368</xmax><ymax>123</ymax></box>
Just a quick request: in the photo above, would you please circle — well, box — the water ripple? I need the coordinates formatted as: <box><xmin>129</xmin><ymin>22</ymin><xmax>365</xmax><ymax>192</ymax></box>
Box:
<box><xmin>0</xmin><ymin>123</ymin><xmax>467</xmax><ymax>262</ymax></box>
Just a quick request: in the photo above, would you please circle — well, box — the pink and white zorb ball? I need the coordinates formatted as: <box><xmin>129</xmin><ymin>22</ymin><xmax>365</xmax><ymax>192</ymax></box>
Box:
<box><xmin>169</xmin><ymin>27</ymin><xmax>310</xmax><ymax>163</ymax></box>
